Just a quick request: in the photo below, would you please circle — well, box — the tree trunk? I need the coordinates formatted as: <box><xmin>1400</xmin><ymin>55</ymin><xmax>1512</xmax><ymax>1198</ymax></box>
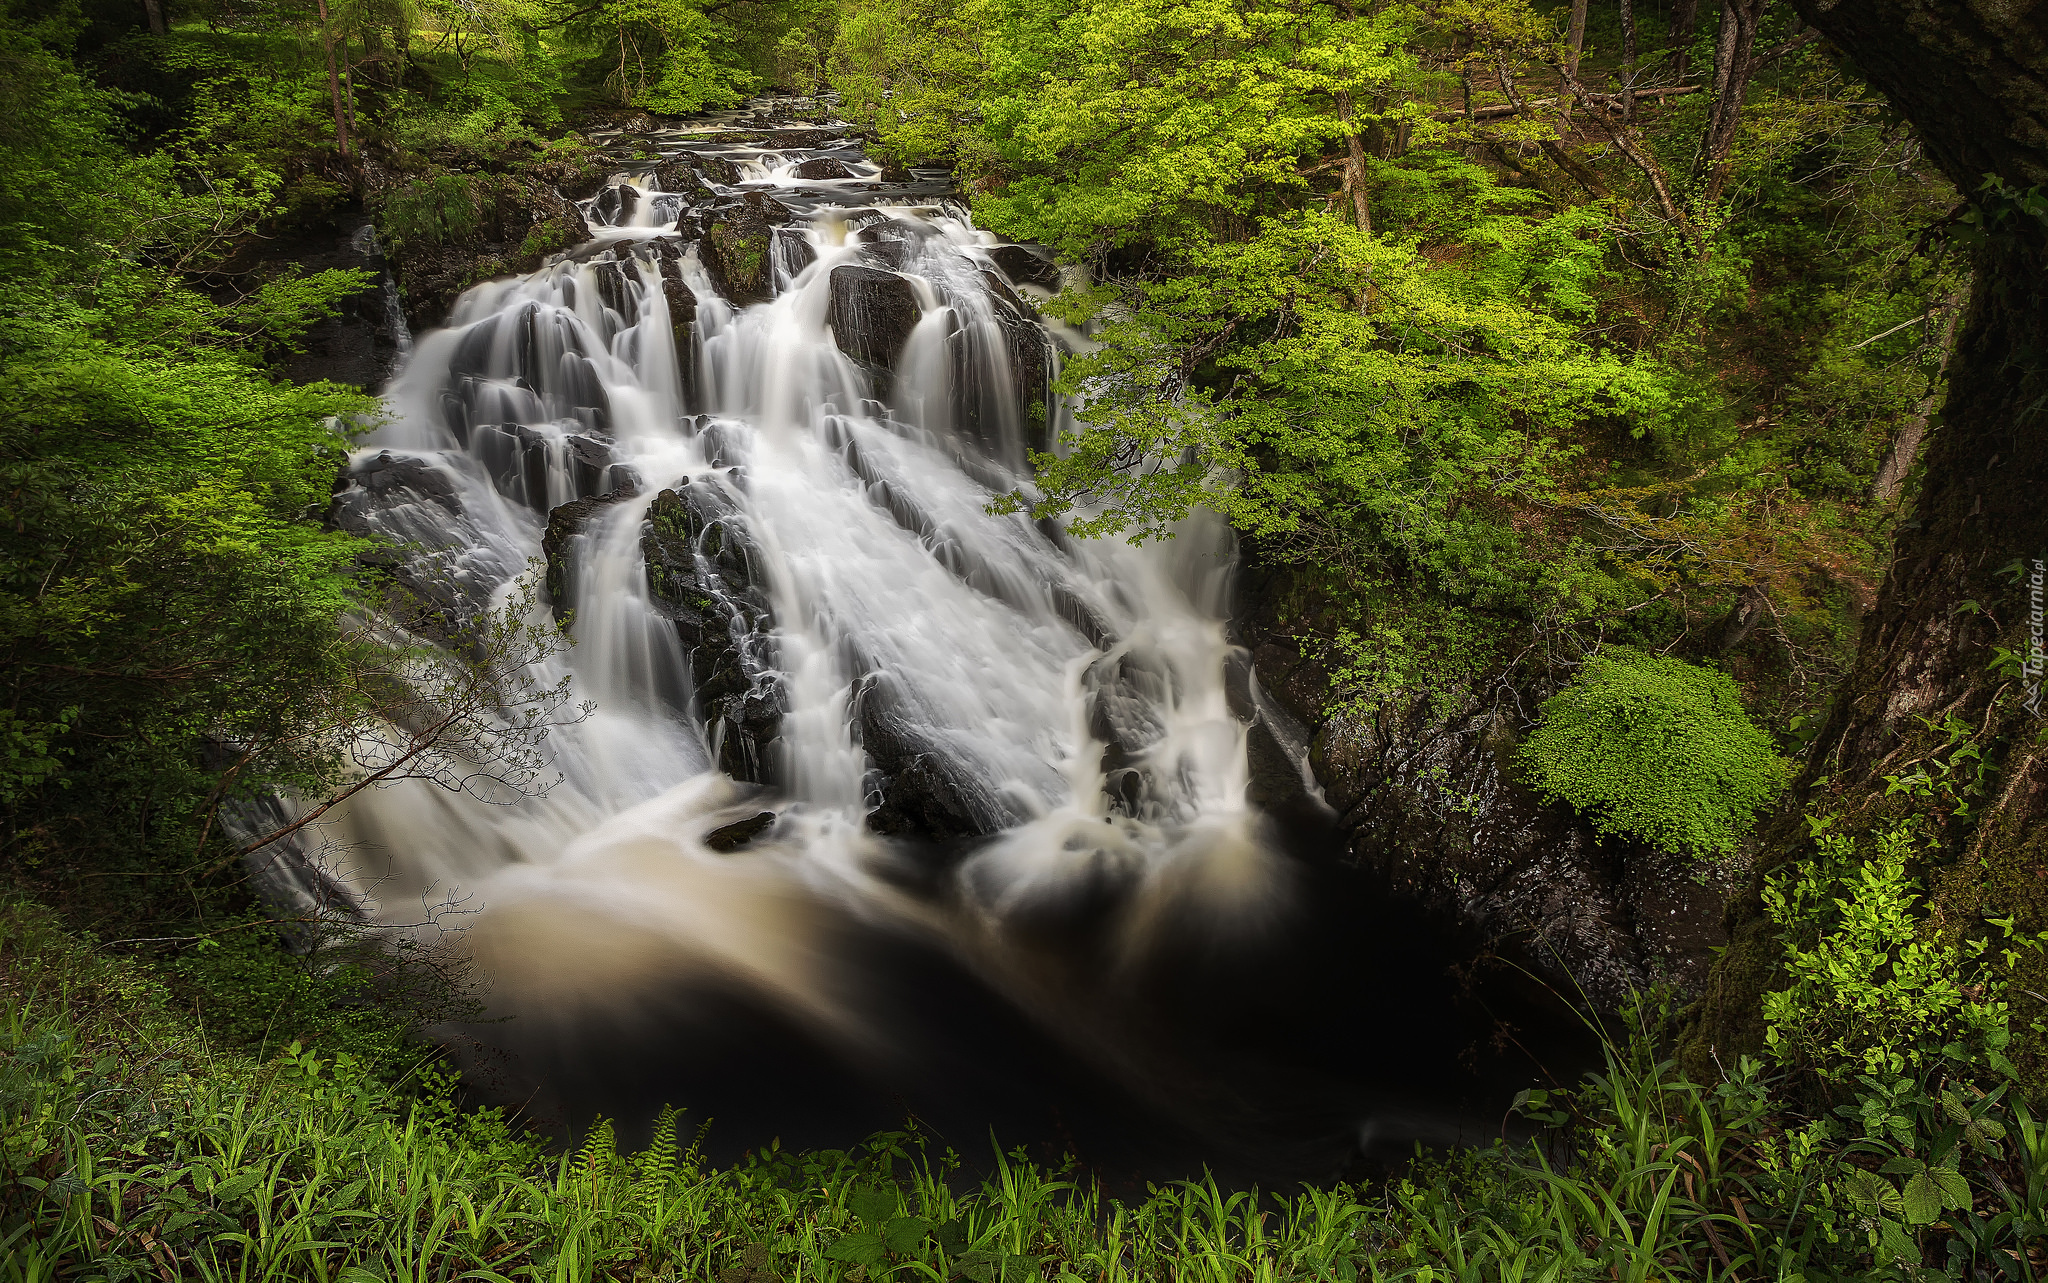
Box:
<box><xmin>1335</xmin><ymin>90</ymin><xmax>1373</xmax><ymax>234</ymax></box>
<box><xmin>1670</xmin><ymin>0</ymin><xmax>1701</xmax><ymax>79</ymax></box>
<box><xmin>316</xmin><ymin>0</ymin><xmax>353</xmax><ymax>158</ymax></box>
<box><xmin>141</xmin><ymin>0</ymin><xmax>166</xmax><ymax>36</ymax></box>
<box><xmin>1559</xmin><ymin>0</ymin><xmax>1591</xmax><ymax>132</ymax></box>
<box><xmin>1680</xmin><ymin>0</ymin><xmax>2048</xmax><ymax>1081</ymax></box>
<box><xmin>1870</xmin><ymin>295</ymin><xmax>1965</xmax><ymax>505</ymax></box>
<box><xmin>1696</xmin><ymin>0</ymin><xmax>1770</xmax><ymax>203</ymax></box>
<box><xmin>1620</xmin><ymin>0</ymin><xmax>1637</xmax><ymax>73</ymax></box>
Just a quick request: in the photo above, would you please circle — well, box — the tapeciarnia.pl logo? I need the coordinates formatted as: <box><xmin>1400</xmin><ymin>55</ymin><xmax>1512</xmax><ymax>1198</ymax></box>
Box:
<box><xmin>2026</xmin><ymin>558</ymin><xmax>2046</xmax><ymax>715</ymax></box>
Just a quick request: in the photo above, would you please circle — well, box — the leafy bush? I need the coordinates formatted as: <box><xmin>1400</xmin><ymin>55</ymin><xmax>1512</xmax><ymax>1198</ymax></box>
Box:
<box><xmin>1763</xmin><ymin>819</ymin><xmax>2039</xmax><ymax>1084</ymax></box>
<box><xmin>1519</xmin><ymin>647</ymin><xmax>1790</xmax><ymax>857</ymax></box>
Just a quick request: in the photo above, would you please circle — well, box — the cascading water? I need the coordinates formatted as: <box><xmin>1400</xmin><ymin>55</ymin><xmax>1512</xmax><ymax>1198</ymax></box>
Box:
<box><xmin>307</xmin><ymin>107</ymin><xmax>1566</xmax><ymax>1180</ymax></box>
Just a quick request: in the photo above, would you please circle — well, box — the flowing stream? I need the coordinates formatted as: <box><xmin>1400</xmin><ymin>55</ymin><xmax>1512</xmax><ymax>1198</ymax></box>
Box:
<box><xmin>299</xmin><ymin>108</ymin><xmax>1572</xmax><ymax>1182</ymax></box>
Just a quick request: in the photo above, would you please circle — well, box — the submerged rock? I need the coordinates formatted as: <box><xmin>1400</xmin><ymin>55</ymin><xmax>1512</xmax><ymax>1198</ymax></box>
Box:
<box><xmin>791</xmin><ymin>156</ymin><xmax>855</xmax><ymax>180</ymax></box>
<box><xmin>541</xmin><ymin>486</ymin><xmax>639</xmax><ymax>624</ymax></box>
<box><xmin>642</xmin><ymin>480</ymin><xmax>784</xmax><ymax>783</ymax></box>
<box><xmin>705</xmin><ymin>811</ymin><xmax>777</xmax><ymax>851</ymax></box>
<box><xmin>827</xmin><ymin>265</ymin><xmax>921</xmax><ymax>382</ymax></box>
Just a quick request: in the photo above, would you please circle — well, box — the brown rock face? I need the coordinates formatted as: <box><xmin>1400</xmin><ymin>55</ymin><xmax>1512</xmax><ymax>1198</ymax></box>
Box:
<box><xmin>378</xmin><ymin>174</ymin><xmax>592</xmax><ymax>329</ymax></box>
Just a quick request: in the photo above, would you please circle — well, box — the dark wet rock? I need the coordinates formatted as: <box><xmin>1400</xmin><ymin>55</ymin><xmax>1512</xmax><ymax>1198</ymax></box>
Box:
<box><xmin>378</xmin><ymin>174</ymin><xmax>592</xmax><ymax>330</ymax></box>
<box><xmin>705</xmin><ymin>811</ymin><xmax>777</xmax><ymax>852</ymax></box>
<box><xmin>326</xmin><ymin>453</ymin><xmax>490</xmax><ymax>637</ymax></box>
<box><xmin>1085</xmin><ymin>650</ymin><xmax>1174</xmax><ymax>818</ymax></box>
<box><xmin>1232</xmin><ymin>558</ymin><xmax>1730</xmax><ymax>1010</ymax></box>
<box><xmin>541</xmin><ymin>486</ymin><xmax>639</xmax><ymax>623</ymax></box>
<box><xmin>642</xmin><ymin>481</ymin><xmax>784</xmax><ymax>783</ymax></box>
<box><xmin>827</xmin><ymin>265</ymin><xmax>921</xmax><ymax>382</ymax></box>
<box><xmin>948</xmin><ymin>300</ymin><xmax>1053</xmax><ymax>463</ymax></box>
<box><xmin>854</xmin><ymin>672</ymin><xmax>1012</xmax><ymax>840</ymax></box>
<box><xmin>774</xmin><ymin>227</ymin><xmax>817</xmax><ymax>281</ymax></box>
<box><xmin>699</xmin><ymin>194</ymin><xmax>792</xmax><ymax>306</ymax></box>
<box><xmin>859</xmin><ymin>239</ymin><xmax>910</xmax><ymax>269</ymax></box>
<box><xmin>657</xmin><ymin>152</ymin><xmax>741</xmax><ymax>191</ymax></box>
<box><xmin>653</xmin><ymin>239</ymin><xmax>702</xmax><ymax>408</ymax></box>
<box><xmin>208</xmin><ymin>225</ymin><xmax>406</xmax><ymax>390</ymax></box>
<box><xmin>990</xmin><ymin>244</ymin><xmax>1061</xmax><ymax>290</ymax></box>
<box><xmin>591</xmin><ymin>181</ymin><xmax>640</xmax><ymax>227</ymax></box>
<box><xmin>566</xmin><ymin>434</ymin><xmax>616</xmax><ymax>495</ymax></box>
<box><xmin>698</xmin><ymin>128</ymin><xmax>845</xmax><ymax>149</ymax></box>
<box><xmin>791</xmin><ymin>156</ymin><xmax>855</xmax><ymax>180</ymax></box>
<box><xmin>342</xmin><ymin>451</ymin><xmax>462</xmax><ymax>513</ymax></box>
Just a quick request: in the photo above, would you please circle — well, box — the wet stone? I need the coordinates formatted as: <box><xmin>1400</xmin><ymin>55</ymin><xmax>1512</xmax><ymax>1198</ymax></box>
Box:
<box><xmin>990</xmin><ymin>244</ymin><xmax>1061</xmax><ymax>289</ymax></box>
<box><xmin>704</xmin><ymin>811</ymin><xmax>777</xmax><ymax>852</ymax></box>
<box><xmin>791</xmin><ymin>156</ymin><xmax>855</xmax><ymax>180</ymax></box>
<box><xmin>827</xmin><ymin>265</ymin><xmax>922</xmax><ymax>381</ymax></box>
<box><xmin>542</xmin><ymin>485</ymin><xmax>640</xmax><ymax>624</ymax></box>
<box><xmin>641</xmin><ymin>482</ymin><xmax>784</xmax><ymax>784</ymax></box>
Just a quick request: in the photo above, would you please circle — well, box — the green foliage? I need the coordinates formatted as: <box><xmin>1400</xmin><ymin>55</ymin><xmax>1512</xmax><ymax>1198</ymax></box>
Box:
<box><xmin>1519</xmin><ymin>647</ymin><xmax>1789</xmax><ymax>857</ymax></box>
<box><xmin>377</xmin><ymin>171</ymin><xmax>488</xmax><ymax>250</ymax></box>
<box><xmin>9</xmin><ymin>901</ymin><xmax>2048</xmax><ymax>1282</ymax></box>
<box><xmin>1763</xmin><ymin>819</ymin><xmax>2043</xmax><ymax>1084</ymax></box>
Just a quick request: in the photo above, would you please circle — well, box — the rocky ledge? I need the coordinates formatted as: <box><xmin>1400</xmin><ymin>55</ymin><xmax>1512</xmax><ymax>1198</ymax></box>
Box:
<box><xmin>1233</xmin><ymin>559</ymin><xmax>1731</xmax><ymax>1011</ymax></box>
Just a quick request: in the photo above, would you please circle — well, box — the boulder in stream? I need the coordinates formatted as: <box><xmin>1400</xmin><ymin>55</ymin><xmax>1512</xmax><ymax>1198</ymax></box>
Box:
<box><xmin>705</xmin><ymin>811</ymin><xmax>777</xmax><ymax>851</ymax></box>
<box><xmin>990</xmin><ymin>244</ymin><xmax>1061</xmax><ymax>290</ymax></box>
<box><xmin>791</xmin><ymin>156</ymin><xmax>855</xmax><ymax>180</ymax></box>
<box><xmin>827</xmin><ymin>265</ymin><xmax>922</xmax><ymax>382</ymax></box>
<box><xmin>698</xmin><ymin>193</ymin><xmax>793</xmax><ymax>306</ymax></box>
<box><xmin>641</xmin><ymin>480</ymin><xmax>784</xmax><ymax>784</ymax></box>
<box><xmin>541</xmin><ymin>485</ymin><xmax>640</xmax><ymax>624</ymax></box>
<box><xmin>853</xmin><ymin>671</ymin><xmax>1016</xmax><ymax>840</ymax></box>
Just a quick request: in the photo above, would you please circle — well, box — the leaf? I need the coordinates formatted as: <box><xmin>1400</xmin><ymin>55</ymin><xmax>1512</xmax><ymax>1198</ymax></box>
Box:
<box><xmin>1902</xmin><ymin>1171</ymin><xmax>1942</xmax><ymax>1225</ymax></box>
<box><xmin>1928</xmin><ymin>1166</ymin><xmax>1972</xmax><ymax>1211</ymax></box>
<box><xmin>883</xmin><ymin>1214</ymin><xmax>932</xmax><ymax>1255</ymax></box>
<box><xmin>825</xmin><ymin>1232</ymin><xmax>888</xmax><ymax>1267</ymax></box>
<box><xmin>1843</xmin><ymin>1168</ymin><xmax>1902</xmax><ymax>1213</ymax></box>
<box><xmin>1876</xmin><ymin>1217</ymin><xmax>1921</xmax><ymax>1268</ymax></box>
<box><xmin>1967</xmin><ymin>1116</ymin><xmax>2009</xmax><ymax>1151</ymax></box>
<box><xmin>955</xmin><ymin>1250</ymin><xmax>1001</xmax><ymax>1283</ymax></box>
<box><xmin>933</xmin><ymin>1219</ymin><xmax>971</xmax><ymax>1254</ymax></box>
<box><xmin>848</xmin><ymin>1184</ymin><xmax>898</xmax><ymax>1227</ymax></box>
<box><xmin>213</xmin><ymin>1170</ymin><xmax>263</xmax><ymax>1203</ymax></box>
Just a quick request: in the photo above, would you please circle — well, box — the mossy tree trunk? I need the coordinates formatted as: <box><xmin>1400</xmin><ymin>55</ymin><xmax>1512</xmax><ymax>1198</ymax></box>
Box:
<box><xmin>1682</xmin><ymin>0</ymin><xmax>2048</xmax><ymax>1078</ymax></box>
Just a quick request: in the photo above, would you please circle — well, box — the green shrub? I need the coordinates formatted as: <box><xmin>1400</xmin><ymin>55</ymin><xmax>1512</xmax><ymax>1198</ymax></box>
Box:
<box><xmin>377</xmin><ymin>173</ymin><xmax>486</xmax><ymax>252</ymax></box>
<box><xmin>1762</xmin><ymin>819</ymin><xmax>2038</xmax><ymax>1084</ymax></box>
<box><xmin>1518</xmin><ymin>646</ymin><xmax>1790</xmax><ymax>857</ymax></box>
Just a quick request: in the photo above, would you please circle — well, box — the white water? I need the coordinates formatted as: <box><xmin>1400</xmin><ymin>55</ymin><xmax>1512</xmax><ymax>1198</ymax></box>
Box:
<box><xmin>305</xmin><ymin>122</ymin><xmax>1288</xmax><ymax>1083</ymax></box>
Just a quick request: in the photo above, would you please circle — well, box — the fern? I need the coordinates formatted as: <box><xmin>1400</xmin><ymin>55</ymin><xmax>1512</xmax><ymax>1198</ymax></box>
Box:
<box><xmin>635</xmin><ymin>1104</ymin><xmax>680</xmax><ymax>1204</ymax></box>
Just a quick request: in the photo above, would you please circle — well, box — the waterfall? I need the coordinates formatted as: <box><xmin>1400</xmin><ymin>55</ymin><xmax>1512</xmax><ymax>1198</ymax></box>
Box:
<box><xmin>314</xmin><ymin>112</ymin><xmax>1298</xmax><ymax>1134</ymax></box>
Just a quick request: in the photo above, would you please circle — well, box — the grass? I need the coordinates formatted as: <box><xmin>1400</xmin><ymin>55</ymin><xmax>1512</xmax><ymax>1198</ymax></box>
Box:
<box><xmin>5</xmin><ymin>899</ymin><xmax>2047</xmax><ymax>1282</ymax></box>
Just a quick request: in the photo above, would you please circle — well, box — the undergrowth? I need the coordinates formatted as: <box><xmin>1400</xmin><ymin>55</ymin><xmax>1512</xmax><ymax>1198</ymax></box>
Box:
<box><xmin>6</xmin><ymin>893</ymin><xmax>2048</xmax><ymax>1281</ymax></box>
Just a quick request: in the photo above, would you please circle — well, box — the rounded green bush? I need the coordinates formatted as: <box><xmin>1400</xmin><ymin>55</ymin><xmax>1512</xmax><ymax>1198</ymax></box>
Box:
<box><xmin>1519</xmin><ymin>647</ymin><xmax>1790</xmax><ymax>857</ymax></box>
